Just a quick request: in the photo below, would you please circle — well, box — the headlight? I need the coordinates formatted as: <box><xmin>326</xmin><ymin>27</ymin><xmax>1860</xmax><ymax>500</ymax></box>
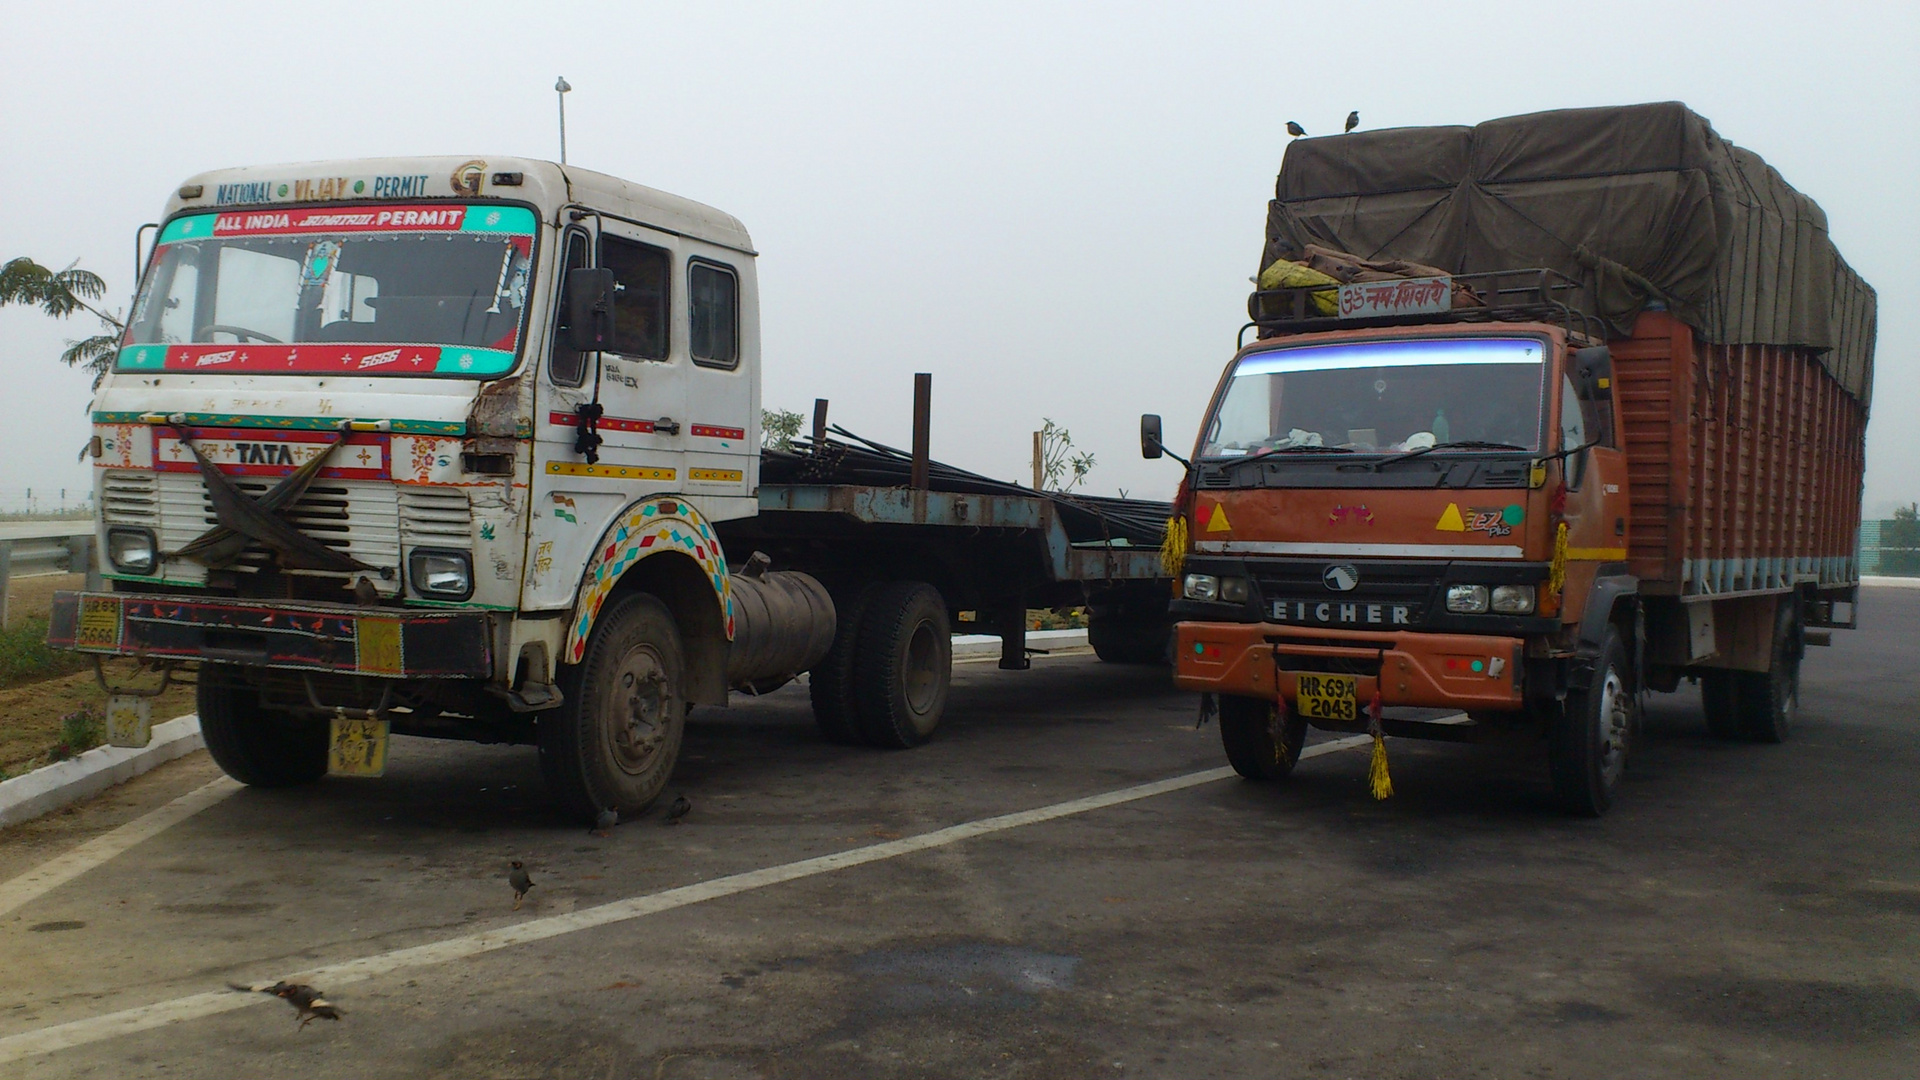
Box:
<box><xmin>1220</xmin><ymin>577</ymin><xmax>1250</xmax><ymax>603</ymax></box>
<box><xmin>1182</xmin><ymin>573</ymin><xmax>1219</xmax><ymax>602</ymax></box>
<box><xmin>408</xmin><ymin>549</ymin><xmax>473</xmax><ymax>600</ymax></box>
<box><xmin>106</xmin><ymin>527</ymin><xmax>156</xmax><ymax>574</ymax></box>
<box><xmin>1491</xmin><ymin>584</ymin><xmax>1536</xmax><ymax>614</ymax></box>
<box><xmin>1445</xmin><ymin>584</ymin><xmax>1489</xmax><ymax>613</ymax></box>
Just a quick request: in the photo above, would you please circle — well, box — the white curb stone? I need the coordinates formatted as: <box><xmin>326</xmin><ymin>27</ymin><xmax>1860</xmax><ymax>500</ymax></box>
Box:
<box><xmin>952</xmin><ymin>628</ymin><xmax>1089</xmax><ymax>659</ymax></box>
<box><xmin>0</xmin><ymin>715</ymin><xmax>202</xmax><ymax>829</ymax></box>
<box><xmin>1861</xmin><ymin>575</ymin><xmax>1920</xmax><ymax>590</ymax></box>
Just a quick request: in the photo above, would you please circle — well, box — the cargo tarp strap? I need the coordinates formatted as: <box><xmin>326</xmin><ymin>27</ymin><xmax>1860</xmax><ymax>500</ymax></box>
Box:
<box><xmin>169</xmin><ymin>424</ymin><xmax>377</xmax><ymax>573</ymax></box>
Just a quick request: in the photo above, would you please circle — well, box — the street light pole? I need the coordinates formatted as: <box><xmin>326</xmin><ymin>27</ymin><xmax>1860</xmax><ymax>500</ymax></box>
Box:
<box><xmin>555</xmin><ymin>76</ymin><xmax>572</xmax><ymax>164</ymax></box>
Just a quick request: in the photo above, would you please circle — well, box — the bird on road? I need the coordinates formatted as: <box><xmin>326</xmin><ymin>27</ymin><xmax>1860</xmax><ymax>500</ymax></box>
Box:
<box><xmin>227</xmin><ymin>981</ymin><xmax>342</xmax><ymax>1028</ymax></box>
<box><xmin>1345</xmin><ymin>110</ymin><xmax>1360</xmax><ymax>133</ymax></box>
<box><xmin>509</xmin><ymin>860</ymin><xmax>536</xmax><ymax>909</ymax></box>
<box><xmin>1286</xmin><ymin>121</ymin><xmax>1306</xmax><ymax>137</ymax></box>
<box><xmin>665</xmin><ymin>794</ymin><xmax>691</xmax><ymax>825</ymax></box>
<box><xmin>274</xmin><ymin>983</ymin><xmax>343</xmax><ymax>1029</ymax></box>
<box><xmin>592</xmin><ymin>807</ymin><xmax>618</xmax><ymax>837</ymax></box>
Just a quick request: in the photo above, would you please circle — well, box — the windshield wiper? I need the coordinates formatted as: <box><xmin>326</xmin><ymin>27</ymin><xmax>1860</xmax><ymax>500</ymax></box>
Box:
<box><xmin>1226</xmin><ymin>444</ymin><xmax>1357</xmax><ymax>466</ymax></box>
<box><xmin>1369</xmin><ymin>440</ymin><xmax>1530</xmax><ymax>471</ymax></box>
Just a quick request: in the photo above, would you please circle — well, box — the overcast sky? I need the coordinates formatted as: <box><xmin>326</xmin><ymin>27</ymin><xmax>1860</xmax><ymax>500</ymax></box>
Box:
<box><xmin>2</xmin><ymin>0</ymin><xmax>1914</xmax><ymax>515</ymax></box>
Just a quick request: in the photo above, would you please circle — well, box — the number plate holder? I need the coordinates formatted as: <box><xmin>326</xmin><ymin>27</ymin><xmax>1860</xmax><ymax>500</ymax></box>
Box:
<box><xmin>105</xmin><ymin>695</ymin><xmax>152</xmax><ymax>748</ymax></box>
<box><xmin>1295</xmin><ymin>673</ymin><xmax>1359</xmax><ymax>722</ymax></box>
<box><xmin>328</xmin><ymin>717</ymin><xmax>390</xmax><ymax>777</ymax></box>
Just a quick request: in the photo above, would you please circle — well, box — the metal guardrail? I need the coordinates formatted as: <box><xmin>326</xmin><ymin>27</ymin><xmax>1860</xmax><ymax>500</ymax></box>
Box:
<box><xmin>0</xmin><ymin>530</ymin><xmax>98</xmax><ymax>628</ymax></box>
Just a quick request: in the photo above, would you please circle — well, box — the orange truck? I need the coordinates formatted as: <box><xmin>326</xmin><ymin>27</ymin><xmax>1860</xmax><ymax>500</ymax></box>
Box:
<box><xmin>1145</xmin><ymin>104</ymin><xmax>1876</xmax><ymax>814</ymax></box>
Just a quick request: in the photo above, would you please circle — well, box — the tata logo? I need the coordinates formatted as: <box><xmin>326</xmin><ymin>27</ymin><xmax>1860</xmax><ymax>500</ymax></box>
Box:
<box><xmin>235</xmin><ymin>443</ymin><xmax>297</xmax><ymax>465</ymax></box>
<box><xmin>1322</xmin><ymin>565</ymin><xmax>1360</xmax><ymax>592</ymax></box>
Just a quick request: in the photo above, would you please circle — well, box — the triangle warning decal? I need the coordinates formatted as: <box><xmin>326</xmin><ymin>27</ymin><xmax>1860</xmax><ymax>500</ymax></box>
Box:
<box><xmin>1435</xmin><ymin>503</ymin><xmax>1465</xmax><ymax>532</ymax></box>
<box><xmin>1205</xmin><ymin>502</ymin><xmax>1232</xmax><ymax>533</ymax></box>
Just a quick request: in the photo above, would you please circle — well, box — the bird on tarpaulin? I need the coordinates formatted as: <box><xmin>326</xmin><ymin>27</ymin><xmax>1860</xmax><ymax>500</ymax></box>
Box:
<box><xmin>1345</xmin><ymin>110</ymin><xmax>1360</xmax><ymax>133</ymax></box>
<box><xmin>1285</xmin><ymin>120</ymin><xmax>1306</xmax><ymax>137</ymax></box>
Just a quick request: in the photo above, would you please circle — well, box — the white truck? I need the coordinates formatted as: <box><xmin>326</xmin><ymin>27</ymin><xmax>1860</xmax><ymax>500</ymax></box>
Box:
<box><xmin>50</xmin><ymin>157</ymin><xmax>1167</xmax><ymax>822</ymax></box>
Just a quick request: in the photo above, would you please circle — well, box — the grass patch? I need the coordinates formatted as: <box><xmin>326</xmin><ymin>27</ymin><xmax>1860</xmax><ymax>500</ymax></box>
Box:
<box><xmin>0</xmin><ymin>617</ymin><xmax>91</xmax><ymax>690</ymax></box>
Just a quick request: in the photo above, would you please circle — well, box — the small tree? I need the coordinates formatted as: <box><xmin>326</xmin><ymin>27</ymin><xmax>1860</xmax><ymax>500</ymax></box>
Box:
<box><xmin>761</xmin><ymin>407</ymin><xmax>804</xmax><ymax>451</ymax></box>
<box><xmin>1038</xmin><ymin>418</ymin><xmax>1095</xmax><ymax>492</ymax></box>
<box><xmin>1886</xmin><ymin>502</ymin><xmax>1920</xmax><ymax>576</ymax></box>
<box><xmin>0</xmin><ymin>257</ymin><xmax>123</xmax><ymax>388</ymax></box>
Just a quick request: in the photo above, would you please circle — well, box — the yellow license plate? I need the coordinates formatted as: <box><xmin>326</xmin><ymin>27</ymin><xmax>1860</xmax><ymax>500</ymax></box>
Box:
<box><xmin>1296</xmin><ymin>673</ymin><xmax>1358</xmax><ymax>722</ymax></box>
<box><xmin>328</xmin><ymin>717</ymin><xmax>390</xmax><ymax>777</ymax></box>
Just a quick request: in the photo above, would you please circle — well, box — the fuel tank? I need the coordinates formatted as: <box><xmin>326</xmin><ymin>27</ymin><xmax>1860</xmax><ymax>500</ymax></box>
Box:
<box><xmin>725</xmin><ymin>568</ymin><xmax>836</xmax><ymax>692</ymax></box>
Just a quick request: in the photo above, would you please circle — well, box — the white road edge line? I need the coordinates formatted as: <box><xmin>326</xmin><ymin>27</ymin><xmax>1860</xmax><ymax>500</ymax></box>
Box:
<box><xmin>0</xmin><ymin>777</ymin><xmax>242</xmax><ymax>920</ymax></box>
<box><xmin>0</xmin><ymin>735</ymin><xmax>1373</xmax><ymax>1063</ymax></box>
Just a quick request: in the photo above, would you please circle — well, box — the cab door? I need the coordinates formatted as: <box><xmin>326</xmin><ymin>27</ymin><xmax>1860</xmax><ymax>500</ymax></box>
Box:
<box><xmin>526</xmin><ymin>219</ymin><xmax>689</xmax><ymax>611</ymax></box>
<box><xmin>681</xmin><ymin>251</ymin><xmax>757</xmax><ymax>514</ymax></box>
<box><xmin>1552</xmin><ymin>354</ymin><xmax>1632</xmax><ymax>614</ymax></box>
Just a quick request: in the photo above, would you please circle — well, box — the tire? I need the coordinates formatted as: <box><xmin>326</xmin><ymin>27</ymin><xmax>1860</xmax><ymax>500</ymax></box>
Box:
<box><xmin>1218</xmin><ymin>695</ymin><xmax>1307</xmax><ymax>781</ymax></box>
<box><xmin>1088</xmin><ymin>614</ymin><xmax>1169</xmax><ymax>665</ymax></box>
<box><xmin>808</xmin><ymin>583</ymin><xmax>876</xmax><ymax>745</ymax></box>
<box><xmin>1700</xmin><ymin>671</ymin><xmax>1743</xmax><ymax>741</ymax></box>
<box><xmin>1549</xmin><ymin>628</ymin><xmax>1634</xmax><ymax>817</ymax></box>
<box><xmin>853</xmin><ymin>582</ymin><xmax>952</xmax><ymax>749</ymax></box>
<box><xmin>539</xmin><ymin>592</ymin><xmax>688</xmax><ymax>823</ymax></box>
<box><xmin>1735</xmin><ymin>600</ymin><xmax>1800</xmax><ymax>744</ymax></box>
<box><xmin>196</xmin><ymin>673</ymin><xmax>329</xmax><ymax>788</ymax></box>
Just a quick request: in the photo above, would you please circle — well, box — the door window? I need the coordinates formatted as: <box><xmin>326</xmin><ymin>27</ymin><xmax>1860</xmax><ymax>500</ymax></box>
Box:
<box><xmin>689</xmin><ymin>260</ymin><xmax>738</xmax><ymax>368</ymax></box>
<box><xmin>548</xmin><ymin>231</ymin><xmax>592</xmax><ymax>386</ymax></box>
<box><xmin>1560</xmin><ymin>373</ymin><xmax>1588</xmax><ymax>489</ymax></box>
<box><xmin>600</xmin><ymin>234</ymin><xmax>670</xmax><ymax>360</ymax></box>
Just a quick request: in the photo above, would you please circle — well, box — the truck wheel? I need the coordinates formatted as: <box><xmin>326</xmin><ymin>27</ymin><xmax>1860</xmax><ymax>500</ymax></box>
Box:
<box><xmin>1218</xmin><ymin>695</ymin><xmax>1307</xmax><ymax>781</ymax></box>
<box><xmin>1548</xmin><ymin>629</ymin><xmax>1633</xmax><ymax>817</ymax></box>
<box><xmin>1088</xmin><ymin>614</ymin><xmax>1169</xmax><ymax>665</ymax></box>
<box><xmin>196</xmin><ymin>675</ymin><xmax>329</xmax><ymax>788</ymax></box>
<box><xmin>853</xmin><ymin>582</ymin><xmax>952</xmax><ymax>749</ymax></box>
<box><xmin>540</xmin><ymin>592</ymin><xmax>687</xmax><ymax>822</ymax></box>
<box><xmin>1700</xmin><ymin>672</ymin><xmax>1742</xmax><ymax>740</ymax></box>
<box><xmin>1735</xmin><ymin>601</ymin><xmax>1800</xmax><ymax>744</ymax></box>
<box><xmin>808</xmin><ymin>584</ymin><xmax>876</xmax><ymax>745</ymax></box>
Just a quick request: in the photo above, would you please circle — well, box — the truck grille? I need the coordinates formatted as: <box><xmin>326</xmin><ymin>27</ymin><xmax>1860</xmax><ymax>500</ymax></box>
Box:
<box><xmin>99</xmin><ymin>468</ymin><xmax>470</xmax><ymax>598</ymax></box>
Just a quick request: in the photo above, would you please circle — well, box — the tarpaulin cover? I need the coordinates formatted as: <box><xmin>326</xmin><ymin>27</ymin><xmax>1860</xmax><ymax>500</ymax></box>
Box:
<box><xmin>1263</xmin><ymin>102</ymin><xmax>1877</xmax><ymax>404</ymax></box>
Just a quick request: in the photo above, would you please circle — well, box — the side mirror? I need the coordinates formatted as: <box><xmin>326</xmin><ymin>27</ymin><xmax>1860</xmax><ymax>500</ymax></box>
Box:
<box><xmin>1140</xmin><ymin>414</ymin><xmax>1164</xmax><ymax>459</ymax></box>
<box><xmin>564</xmin><ymin>267</ymin><xmax>616</xmax><ymax>353</ymax></box>
<box><xmin>1573</xmin><ymin>345</ymin><xmax>1613</xmax><ymax>400</ymax></box>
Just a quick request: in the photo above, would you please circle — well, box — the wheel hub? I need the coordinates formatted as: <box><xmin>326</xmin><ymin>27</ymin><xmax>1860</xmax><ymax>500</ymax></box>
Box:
<box><xmin>1596</xmin><ymin>670</ymin><xmax>1629</xmax><ymax>785</ymax></box>
<box><xmin>606</xmin><ymin>646</ymin><xmax>672</xmax><ymax>775</ymax></box>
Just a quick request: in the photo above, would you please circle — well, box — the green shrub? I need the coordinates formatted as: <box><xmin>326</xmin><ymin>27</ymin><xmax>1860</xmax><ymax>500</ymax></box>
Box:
<box><xmin>49</xmin><ymin>705</ymin><xmax>104</xmax><ymax>760</ymax></box>
<box><xmin>0</xmin><ymin>617</ymin><xmax>90</xmax><ymax>689</ymax></box>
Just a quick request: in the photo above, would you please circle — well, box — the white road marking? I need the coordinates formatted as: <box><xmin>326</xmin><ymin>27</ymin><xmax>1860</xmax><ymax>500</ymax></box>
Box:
<box><xmin>0</xmin><ymin>777</ymin><xmax>241</xmax><ymax>920</ymax></box>
<box><xmin>0</xmin><ymin>736</ymin><xmax>1373</xmax><ymax>1063</ymax></box>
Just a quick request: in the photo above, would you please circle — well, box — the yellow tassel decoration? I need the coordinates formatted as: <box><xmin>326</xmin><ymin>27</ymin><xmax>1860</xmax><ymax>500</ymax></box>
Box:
<box><xmin>1368</xmin><ymin>733</ymin><xmax>1393</xmax><ymax>800</ymax></box>
<box><xmin>1161</xmin><ymin>515</ymin><xmax>1189</xmax><ymax>577</ymax></box>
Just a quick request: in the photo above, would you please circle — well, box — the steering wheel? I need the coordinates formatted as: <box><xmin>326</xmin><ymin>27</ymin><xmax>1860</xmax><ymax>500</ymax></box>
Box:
<box><xmin>196</xmin><ymin>324</ymin><xmax>283</xmax><ymax>344</ymax></box>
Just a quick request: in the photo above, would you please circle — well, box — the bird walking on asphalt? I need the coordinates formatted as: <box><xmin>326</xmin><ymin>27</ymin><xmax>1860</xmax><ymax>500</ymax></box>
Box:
<box><xmin>665</xmin><ymin>794</ymin><xmax>691</xmax><ymax>825</ymax></box>
<box><xmin>592</xmin><ymin>807</ymin><xmax>618</xmax><ymax>837</ymax></box>
<box><xmin>227</xmin><ymin>981</ymin><xmax>342</xmax><ymax>1028</ymax></box>
<box><xmin>509</xmin><ymin>860</ymin><xmax>536</xmax><ymax>909</ymax></box>
<box><xmin>1345</xmin><ymin>110</ymin><xmax>1360</xmax><ymax>133</ymax></box>
<box><xmin>1286</xmin><ymin>120</ymin><xmax>1306</xmax><ymax>137</ymax></box>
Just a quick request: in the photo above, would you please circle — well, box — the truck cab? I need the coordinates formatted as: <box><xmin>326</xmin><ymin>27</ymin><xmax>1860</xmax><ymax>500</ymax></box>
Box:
<box><xmin>52</xmin><ymin>157</ymin><xmax>833</xmax><ymax>821</ymax></box>
<box><xmin>1153</xmin><ymin>272</ymin><xmax>1640</xmax><ymax>813</ymax></box>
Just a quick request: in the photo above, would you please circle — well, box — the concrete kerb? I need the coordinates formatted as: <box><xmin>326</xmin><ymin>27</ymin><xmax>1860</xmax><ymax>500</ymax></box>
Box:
<box><xmin>0</xmin><ymin>716</ymin><xmax>202</xmax><ymax>829</ymax></box>
<box><xmin>1862</xmin><ymin>575</ymin><xmax>1920</xmax><ymax>590</ymax></box>
<box><xmin>951</xmin><ymin>628</ymin><xmax>1088</xmax><ymax>659</ymax></box>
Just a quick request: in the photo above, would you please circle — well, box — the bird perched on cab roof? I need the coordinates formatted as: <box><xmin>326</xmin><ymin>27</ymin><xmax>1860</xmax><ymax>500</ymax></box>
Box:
<box><xmin>665</xmin><ymin>794</ymin><xmax>691</xmax><ymax>825</ymax></box>
<box><xmin>592</xmin><ymin>807</ymin><xmax>618</xmax><ymax>837</ymax></box>
<box><xmin>509</xmin><ymin>860</ymin><xmax>535</xmax><ymax>909</ymax></box>
<box><xmin>1345</xmin><ymin>110</ymin><xmax>1360</xmax><ymax>133</ymax></box>
<box><xmin>1286</xmin><ymin>121</ymin><xmax>1306</xmax><ymax>137</ymax></box>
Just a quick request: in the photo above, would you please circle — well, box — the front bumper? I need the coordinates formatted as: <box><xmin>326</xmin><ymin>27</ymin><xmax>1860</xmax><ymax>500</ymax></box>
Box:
<box><xmin>47</xmin><ymin>591</ymin><xmax>493</xmax><ymax>679</ymax></box>
<box><xmin>1173</xmin><ymin>620</ymin><xmax>1524</xmax><ymax>711</ymax></box>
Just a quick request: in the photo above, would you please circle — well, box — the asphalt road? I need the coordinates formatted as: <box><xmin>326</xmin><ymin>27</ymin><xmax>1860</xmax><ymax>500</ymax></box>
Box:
<box><xmin>1</xmin><ymin>590</ymin><xmax>1917</xmax><ymax>1078</ymax></box>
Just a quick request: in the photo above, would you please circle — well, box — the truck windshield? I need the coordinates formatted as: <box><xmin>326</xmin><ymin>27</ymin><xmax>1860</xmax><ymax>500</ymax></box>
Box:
<box><xmin>117</xmin><ymin>204</ymin><xmax>537</xmax><ymax>378</ymax></box>
<box><xmin>1200</xmin><ymin>337</ymin><xmax>1546</xmax><ymax>457</ymax></box>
